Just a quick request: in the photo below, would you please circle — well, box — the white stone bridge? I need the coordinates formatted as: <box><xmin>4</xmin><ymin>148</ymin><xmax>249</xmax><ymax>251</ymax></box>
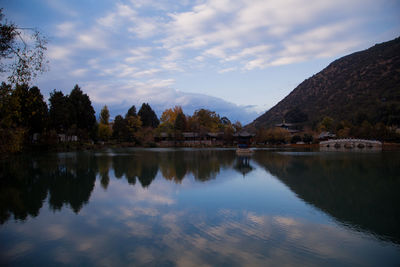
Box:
<box><xmin>320</xmin><ymin>139</ymin><xmax>382</xmax><ymax>150</ymax></box>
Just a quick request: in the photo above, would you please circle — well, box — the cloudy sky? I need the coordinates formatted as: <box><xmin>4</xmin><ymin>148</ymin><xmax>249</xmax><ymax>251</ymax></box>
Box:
<box><xmin>2</xmin><ymin>0</ymin><xmax>400</xmax><ymax>123</ymax></box>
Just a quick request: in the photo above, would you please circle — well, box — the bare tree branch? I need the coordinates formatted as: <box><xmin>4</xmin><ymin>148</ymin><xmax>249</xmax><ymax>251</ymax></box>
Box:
<box><xmin>0</xmin><ymin>9</ymin><xmax>48</xmax><ymax>85</ymax></box>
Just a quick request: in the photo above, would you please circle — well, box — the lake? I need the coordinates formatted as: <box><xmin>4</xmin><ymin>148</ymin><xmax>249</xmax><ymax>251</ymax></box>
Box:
<box><xmin>1</xmin><ymin>148</ymin><xmax>399</xmax><ymax>266</ymax></box>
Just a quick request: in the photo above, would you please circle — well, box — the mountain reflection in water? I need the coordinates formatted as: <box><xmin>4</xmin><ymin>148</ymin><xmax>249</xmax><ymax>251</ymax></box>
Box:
<box><xmin>253</xmin><ymin>151</ymin><xmax>400</xmax><ymax>244</ymax></box>
<box><xmin>1</xmin><ymin>148</ymin><xmax>399</xmax><ymax>266</ymax></box>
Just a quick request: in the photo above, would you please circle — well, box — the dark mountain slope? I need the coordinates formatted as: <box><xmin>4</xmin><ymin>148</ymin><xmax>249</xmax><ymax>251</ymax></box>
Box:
<box><xmin>249</xmin><ymin>37</ymin><xmax>400</xmax><ymax>129</ymax></box>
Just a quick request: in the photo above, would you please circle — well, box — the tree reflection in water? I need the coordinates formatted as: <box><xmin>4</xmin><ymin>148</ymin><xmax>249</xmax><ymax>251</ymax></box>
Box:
<box><xmin>1</xmin><ymin>148</ymin><xmax>399</xmax><ymax>246</ymax></box>
<box><xmin>0</xmin><ymin>152</ymin><xmax>98</xmax><ymax>223</ymax></box>
<box><xmin>0</xmin><ymin>149</ymin><xmax>236</xmax><ymax>224</ymax></box>
<box><xmin>253</xmin><ymin>151</ymin><xmax>400</xmax><ymax>244</ymax></box>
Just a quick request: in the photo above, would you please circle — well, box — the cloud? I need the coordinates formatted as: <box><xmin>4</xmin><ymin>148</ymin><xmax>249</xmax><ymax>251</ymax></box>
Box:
<box><xmin>70</xmin><ymin>68</ymin><xmax>88</xmax><ymax>77</ymax></box>
<box><xmin>218</xmin><ymin>67</ymin><xmax>236</xmax><ymax>74</ymax></box>
<box><xmin>125</xmin><ymin>47</ymin><xmax>152</xmax><ymax>63</ymax></box>
<box><xmin>76</xmin><ymin>29</ymin><xmax>108</xmax><ymax>50</ymax></box>
<box><xmin>83</xmin><ymin>80</ymin><xmax>259</xmax><ymax>123</ymax></box>
<box><xmin>47</xmin><ymin>45</ymin><xmax>72</xmax><ymax>61</ymax></box>
<box><xmin>97</xmin><ymin>3</ymin><xmax>137</xmax><ymax>28</ymax></box>
<box><xmin>44</xmin><ymin>0</ymin><xmax>78</xmax><ymax>17</ymax></box>
<box><xmin>129</xmin><ymin>18</ymin><xmax>160</xmax><ymax>39</ymax></box>
<box><xmin>157</xmin><ymin>0</ymin><xmax>377</xmax><ymax>72</ymax></box>
<box><xmin>48</xmin><ymin>0</ymin><xmax>381</xmax><ymax>78</ymax></box>
<box><xmin>36</xmin><ymin>0</ymin><xmax>397</xmax><ymax>122</ymax></box>
<box><xmin>55</xmin><ymin>22</ymin><xmax>77</xmax><ymax>37</ymax></box>
<box><xmin>133</xmin><ymin>68</ymin><xmax>162</xmax><ymax>78</ymax></box>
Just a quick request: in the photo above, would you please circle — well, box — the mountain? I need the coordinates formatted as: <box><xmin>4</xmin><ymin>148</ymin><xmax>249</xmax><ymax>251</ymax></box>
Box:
<box><xmin>249</xmin><ymin>37</ymin><xmax>400</xmax><ymax>129</ymax></box>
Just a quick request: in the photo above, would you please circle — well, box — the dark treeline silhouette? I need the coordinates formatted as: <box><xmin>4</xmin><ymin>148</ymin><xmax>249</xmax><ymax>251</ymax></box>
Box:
<box><xmin>49</xmin><ymin>85</ymin><xmax>96</xmax><ymax>139</ymax></box>
<box><xmin>0</xmin><ymin>152</ymin><xmax>98</xmax><ymax>223</ymax></box>
<box><xmin>0</xmin><ymin>83</ymin><xmax>98</xmax><ymax>153</ymax></box>
<box><xmin>253</xmin><ymin>151</ymin><xmax>400</xmax><ymax>244</ymax></box>
<box><xmin>0</xmin><ymin>83</ymin><xmax>245</xmax><ymax>154</ymax></box>
<box><xmin>0</xmin><ymin>149</ymin><xmax>237</xmax><ymax>224</ymax></box>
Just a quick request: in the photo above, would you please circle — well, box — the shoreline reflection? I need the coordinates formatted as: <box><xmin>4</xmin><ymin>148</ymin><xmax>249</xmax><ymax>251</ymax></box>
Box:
<box><xmin>1</xmin><ymin>148</ymin><xmax>399</xmax><ymax>248</ymax></box>
<box><xmin>253</xmin><ymin>151</ymin><xmax>400</xmax><ymax>244</ymax></box>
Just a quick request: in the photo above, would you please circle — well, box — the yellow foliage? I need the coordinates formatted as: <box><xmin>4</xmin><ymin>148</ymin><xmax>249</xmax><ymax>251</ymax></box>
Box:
<box><xmin>160</xmin><ymin>106</ymin><xmax>183</xmax><ymax>125</ymax></box>
<box><xmin>98</xmin><ymin>123</ymin><xmax>112</xmax><ymax>141</ymax></box>
<box><xmin>0</xmin><ymin>128</ymin><xmax>26</xmax><ymax>154</ymax></box>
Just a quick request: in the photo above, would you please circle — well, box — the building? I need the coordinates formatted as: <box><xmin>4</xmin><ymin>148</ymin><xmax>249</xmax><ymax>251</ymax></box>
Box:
<box><xmin>233</xmin><ymin>131</ymin><xmax>255</xmax><ymax>148</ymax></box>
<box><xmin>275</xmin><ymin>121</ymin><xmax>300</xmax><ymax>134</ymax></box>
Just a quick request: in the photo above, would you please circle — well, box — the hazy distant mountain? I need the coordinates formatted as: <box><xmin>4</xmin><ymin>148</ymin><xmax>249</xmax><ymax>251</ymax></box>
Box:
<box><xmin>92</xmin><ymin>89</ymin><xmax>260</xmax><ymax>124</ymax></box>
<box><xmin>248</xmin><ymin>37</ymin><xmax>400</xmax><ymax>129</ymax></box>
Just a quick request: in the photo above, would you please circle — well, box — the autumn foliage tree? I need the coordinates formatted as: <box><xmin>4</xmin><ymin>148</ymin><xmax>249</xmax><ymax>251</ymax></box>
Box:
<box><xmin>98</xmin><ymin>105</ymin><xmax>112</xmax><ymax>141</ymax></box>
<box><xmin>111</xmin><ymin>104</ymin><xmax>146</xmax><ymax>143</ymax></box>
<box><xmin>160</xmin><ymin>106</ymin><xmax>183</xmax><ymax>127</ymax></box>
<box><xmin>184</xmin><ymin>108</ymin><xmax>224</xmax><ymax>135</ymax></box>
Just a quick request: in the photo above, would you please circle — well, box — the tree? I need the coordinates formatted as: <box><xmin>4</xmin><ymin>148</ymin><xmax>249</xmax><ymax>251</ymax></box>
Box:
<box><xmin>160</xmin><ymin>106</ymin><xmax>183</xmax><ymax>126</ymax></box>
<box><xmin>138</xmin><ymin>103</ymin><xmax>159</xmax><ymax>128</ymax></box>
<box><xmin>0</xmin><ymin>82</ymin><xmax>25</xmax><ymax>153</ymax></box>
<box><xmin>0</xmin><ymin>82</ymin><xmax>17</xmax><ymax>128</ymax></box>
<box><xmin>49</xmin><ymin>90</ymin><xmax>70</xmax><ymax>133</ymax></box>
<box><xmin>191</xmin><ymin>108</ymin><xmax>221</xmax><ymax>132</ymax></box>
<box><xmin>25</xmin><ymin>86</ymin><xmax>48</xmax><ymax>134</ymax></box>
<box><xmin>302</xmin><ymin>134</ymin><xmax>313</xmax><ymax>144</ymax></box>
<box><xmin>233</xmin><ymin>121</ymin><xmax>242</xmax><ymax>133</ymax></box>
<box><xmin>126</xmin><ymin>115</ymin><xmax>142</xmax><ymax>142</ymax></box>
<box><xmin>122</xmin><ymin>104</ymin><xmax>143</xmax><ymax>142</ymax></box>
<box><xmin>68</xmin><ymin>84</ymin><xmax>96</xmax><ymax>137</ymax></box>
<box><xmin>318</xmin><ymin>116</ymin><xmax>334</xmax><ymax>132</ymax></box>
<box><xmin>0</xmin><ymin>9</ymin><xmax>48</xmax><ymax>84</ymax></box>
<box><xmin>265</xmin><ymin>127</ymin><xmax>290</xmax><ymax>144</ymax></box>
<box><xmin>99</xmin><ymin>105</ymin><xmax>110</xmax><ymax>125</ymax></box>
<box><xmin>284</xmin><ymin>107</ymin><xmax>308</xmax><ymax>123</ymax></box>
<box><xmin>291</xmin><ymin>135</ymin><xmax>302</xmax><ymax>144</ymax></box>
<box><xmin>223</xmin><ymin>123</ymin><xmax>235</xmax><ymax>145</ymax></box>
<box><xmin>125</xmin><ymin>105</ymin><xmax>137</xmax><ymax>118</ymax></box>
<box><xmin>0</xmin><ymin>83</ymin><xmax>47</xmax><ymax>152</ymax></box>
<box><xmin>220</xmin><ymin>116</ymin><xmax>231</xmax><ymax>126</ymax></box>
<box><xmin>12</xmin><ymin>83</ymin><xmax>48</xmax><ymax>134</ymax></box>
<box><xmin>255</xmin><ymin>128</ymin><xmax>268</xmax><ymax>144</ymax></box>
<box><xmin>98</xmin><ymin>123</ymin><xmax>112</xmax><ymax>141</ymax></box>
<box><xmin>174</xmin><ymin>112</ymin><xmax>186</xmax><ymax>131</ymax></box>
<box><xmin>98</xmin><ymin>105</ymin><xmax>112</xmax><ymax>141</ymax></box>
<box><xmin>112</xmin><ymin>115</ymin><xmax>128</xmax><ymax>142</ymax></box>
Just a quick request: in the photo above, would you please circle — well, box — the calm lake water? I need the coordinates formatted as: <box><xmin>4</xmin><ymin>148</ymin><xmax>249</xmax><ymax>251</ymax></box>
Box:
<box><xmin>1</xmin><ymin>148</ymin><xmax>400</xmax><ymax>266</ymax></box>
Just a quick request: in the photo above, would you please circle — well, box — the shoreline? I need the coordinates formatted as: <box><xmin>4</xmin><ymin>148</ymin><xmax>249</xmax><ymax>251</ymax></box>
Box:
<box><xmin>2</xmin><ymin>141</ymin><xmax>399</xmax><ymax>159</ymax></box>
<box><xmin>26</xmin><ymin>141</ymin><xmax>400</xmax><ymax>152</ymax></box>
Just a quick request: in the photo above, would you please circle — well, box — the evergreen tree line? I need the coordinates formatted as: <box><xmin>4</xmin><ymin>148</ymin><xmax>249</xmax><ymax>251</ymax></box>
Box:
<box><xmin>0</xmin><ymin>83</ymin><xmax>245</xmax><ymax>153</ymax></box>
<box><xmin>0</xmin><ymin>83</ymin><xmax>98</xmax><ymax>152</ymax></box>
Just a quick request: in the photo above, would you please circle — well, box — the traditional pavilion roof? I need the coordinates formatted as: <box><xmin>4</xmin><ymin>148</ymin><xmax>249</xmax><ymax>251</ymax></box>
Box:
<box><xmin>233</xmin><ymin>131</ymin><xmax>255</xmax><ymax>137</ymax></box>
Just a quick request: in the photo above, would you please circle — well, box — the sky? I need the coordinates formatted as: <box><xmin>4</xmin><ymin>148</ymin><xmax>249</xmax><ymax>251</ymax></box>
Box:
<box><xmin>1</xmin><ymin>0</ymin><xmax>400</xmax><ymax>123</ymax></box>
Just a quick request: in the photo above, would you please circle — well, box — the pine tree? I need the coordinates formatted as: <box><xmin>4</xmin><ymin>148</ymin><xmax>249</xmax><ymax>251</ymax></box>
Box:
<box><xmin>125</xmin><ymin>105</ymin><xmax>137</xmax><ymax>118</ymax></box>
<box><xmin>49</xmin><ymin>90</ymin><xmax>71</xmax><ymax>133</ymax></box>
<box><xmin>138</xmin><ymin>103</ymin><xmax>159</xmax><ymax>128</ymax></box>
<box><xmin>68</xmin><ymin>84</ymin><xmax>96</xmax><ymax>136</ymax></box>
<box><xmin>100</xmin><ymin>105</ymin><xmax>110</xmax><ymax>125</ymax></box>
<box><xmin>174</xmin><ymin>112</ymin><xmax>186</xmax><ymax>131</ymax></box>
<box><xmin>112</xmin><ymin>115</ymin><xmax>128</xmax><ymax>141</ymax></box>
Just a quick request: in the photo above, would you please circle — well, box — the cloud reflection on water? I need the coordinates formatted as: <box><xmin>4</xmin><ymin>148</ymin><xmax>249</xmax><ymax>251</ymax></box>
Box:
<box><xmin>1</xmin><ymin>149</ymin><xmax>400</xmax><ymax>266</ymax></box>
